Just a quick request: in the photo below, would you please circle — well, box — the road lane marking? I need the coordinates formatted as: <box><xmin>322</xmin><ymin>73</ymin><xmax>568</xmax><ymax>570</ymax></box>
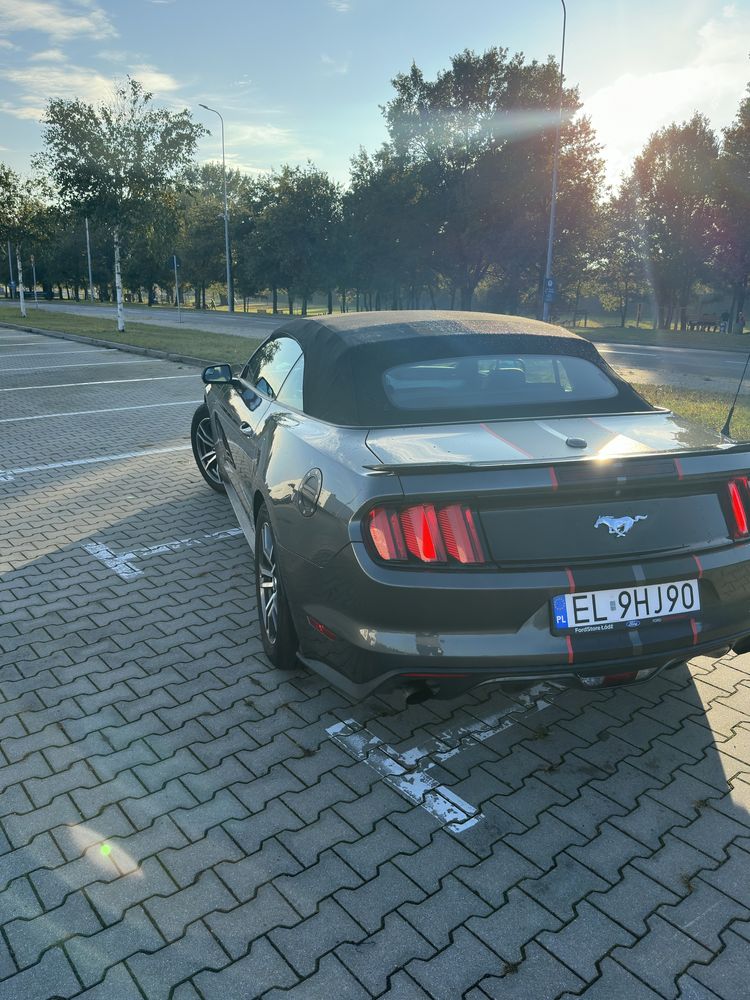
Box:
<box><xmin>0</xmin><ymin>349</ymin><xmax>112</xmax><ymax>358</ymax></box>
<box><xmin>0</xmin><ymin>444</ymin><xmax>191</xmax><ymax>482</ymax></box>
<box><xmin>327</xmin><ymin>682</ymin><xmax>560</xmax><ymax>834</ymax></box>
<box><xmin>83</xmin><ymin>527</ymin><xmax>244</xmax><ymax>581</ymax></box>
<box><xmin>0</xmin><ymin>341</ymin><xmax>45</xmax><ymax>346</ymax></box>
<box><xmin>0</xmin><ymin>375</ymin><xmax>197</xmax><ymax>392</ymax></box>
<box><xmin>0</xmin><ymin>400</ymin><xmax>201</xmax><ymax>424</ymax></box>
<box><xmin>3</xmin><ymin>359</ymin><xmax>167</xmax><ymax>373</ymax></box>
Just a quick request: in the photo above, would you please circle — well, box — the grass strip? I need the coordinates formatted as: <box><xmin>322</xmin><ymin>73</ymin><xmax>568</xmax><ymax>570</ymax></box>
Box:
<box><xmin>0</xmin><ymin>305</ymin><xmax>259</xmax><ymax>365</ymax></box>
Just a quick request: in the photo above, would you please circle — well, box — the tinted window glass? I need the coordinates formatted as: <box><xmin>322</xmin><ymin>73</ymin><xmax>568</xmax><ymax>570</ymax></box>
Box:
<box><xmin>275</xmin><ymin>355</ymin><xmax>304</xmax><ymax>411</ymax></box>
<box><xmin>382</xmin><ymin>354</ymin><xmax>618</xmax><ymax>413</ymax></box>
<box><xmin>244</xmin><ymin>338</ymin><xmax>302</xmax><ymax>399</ymax></box>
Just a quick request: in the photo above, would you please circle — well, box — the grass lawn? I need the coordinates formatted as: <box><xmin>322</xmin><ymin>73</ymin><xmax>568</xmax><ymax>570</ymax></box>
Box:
<box><xmin>0</xmin><ymin>304</ymin><xmax>259</xmax><ymax>365</ymax></box>
<box><xmin>633</xmin><ymin>383</ymin><xmax>750</xmax><ymax>441</ymax></box>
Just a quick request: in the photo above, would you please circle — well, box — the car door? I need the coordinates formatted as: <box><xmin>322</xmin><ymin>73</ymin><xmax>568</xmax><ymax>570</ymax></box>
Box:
<box><xmin>216</xmin><ymin>336</ymin><xmax>303</xmax><ymax>509</ymax></box>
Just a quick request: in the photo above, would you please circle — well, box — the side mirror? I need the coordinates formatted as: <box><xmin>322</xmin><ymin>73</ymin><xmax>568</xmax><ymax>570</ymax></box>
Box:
<box><xmin>202</xmin><ymin>363</ymin><xmax>233</xmax><ymax>385</ymax></box>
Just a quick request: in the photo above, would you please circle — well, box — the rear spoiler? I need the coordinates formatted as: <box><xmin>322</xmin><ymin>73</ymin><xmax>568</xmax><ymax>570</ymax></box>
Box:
<box><xmin>364</xmin><ymin>442</ymin><xmax>750</xmax><ymax>490</ymax></box>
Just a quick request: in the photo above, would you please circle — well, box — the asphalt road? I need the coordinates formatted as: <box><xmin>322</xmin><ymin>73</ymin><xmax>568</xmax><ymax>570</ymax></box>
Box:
<box><xmin>597</xmin><ymin>343</ymin><xmax>750</xmax><ymax>394</ymax></box>
<box><xmin>19</xmin><ymin>302</ymin><xmax>750</xmax><ymax>392</ymax></box>
<box><xmin>1</xmin><ymin>328</ymin><xmax>749</xmax><ymax>999</ymax></box>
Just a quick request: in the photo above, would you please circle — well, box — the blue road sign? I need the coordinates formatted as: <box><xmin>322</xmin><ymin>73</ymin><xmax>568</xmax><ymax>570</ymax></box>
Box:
<box><xmin>543</xmin><ymin>276</ymin><xmax>556</xmax><ymax>303</ymax></box>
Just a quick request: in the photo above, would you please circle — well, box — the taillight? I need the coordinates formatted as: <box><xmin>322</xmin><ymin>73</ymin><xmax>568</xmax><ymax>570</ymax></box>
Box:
<box><xmin>366</xmin><ymin>503</ymin><xmax>486</xmax><ymax>565</ymax></box>
<box><xmin>728</xmin><ymin>478</ymin><xmax>750</xmax><ymax>538</ymax></box>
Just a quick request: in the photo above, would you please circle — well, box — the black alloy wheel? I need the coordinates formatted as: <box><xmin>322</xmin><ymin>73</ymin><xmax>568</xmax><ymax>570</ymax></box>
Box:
<box><xmin>191</xmin><ymin>404</ymin><xmax>226</xmax><ymax>494</ymax></box>
<box><xmin>255</xmin><ymin>503</ymin><xmax>298</xmax><ymax>669</ymax></box>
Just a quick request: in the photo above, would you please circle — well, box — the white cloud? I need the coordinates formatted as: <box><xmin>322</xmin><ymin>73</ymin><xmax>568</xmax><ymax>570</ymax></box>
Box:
<box><xmin>0</xmin><ymin>37</ymin><xmax>18</xmax><ymax>49</ymax></box>
<box><xmin>328</xmin><ymin>0</ymin><xmax>351</xmax><ymax>10</ymax></box>
<box><xmin>0</xmin><ymin>60</ymin><xmax>182</xmax><ymax>122</ymax></box>
<box><xmin>320</xmin><ymin>52</ymin><xmax>350</xmax><ymax>75</ymax></box>
<box><xmin>30</xmin><ymin>48</ymin><xmax>66</xmax><ymax>62</ymax></box>
<box><xmin>0</xmin><ymin>0</ymin><xmax>116</xmax><ymax>40</ymax></box>
<box><xmin>584</xmin><ymin>6</ymin><xmax>750</xmax><ymax>189</ymax></box>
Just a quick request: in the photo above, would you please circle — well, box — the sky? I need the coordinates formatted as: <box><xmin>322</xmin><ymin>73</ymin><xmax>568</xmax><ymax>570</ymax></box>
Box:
<box><xmin>0</xmin><ymin>0</ymin><xmax>748</xmax><ymax>191</ymax></box>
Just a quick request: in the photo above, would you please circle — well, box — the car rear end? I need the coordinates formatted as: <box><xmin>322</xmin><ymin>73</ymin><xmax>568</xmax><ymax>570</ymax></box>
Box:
<box><xmin>294</xmin><ymin>434</ymin><xmax>750</xmax><ymax>700</ymax></box>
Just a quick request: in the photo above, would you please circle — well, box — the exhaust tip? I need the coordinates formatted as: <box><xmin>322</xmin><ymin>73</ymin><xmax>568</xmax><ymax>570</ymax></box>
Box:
<box><xmin>402</xmin><ymin>683</ymin><xmax>433</xmax><ymax>706</ymax></box>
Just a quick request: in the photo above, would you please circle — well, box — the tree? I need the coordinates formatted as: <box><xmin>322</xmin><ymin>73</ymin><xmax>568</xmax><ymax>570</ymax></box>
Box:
<box><xmin>592</xmin><ymin>179</ymin><xmax>647</xmax><ymax>326</ymax></box>
<box><xmin>632</xmin><ymin>114</ymin><xmax>720</xmax><ymax>330</ymax></box>
<box><xmin>262</xmin><ymin>165</ymin><xmax>342</xmax><ymax>315</ymax></box>
<box><xmin>38</xmin><ymin>77</ymin><xmax>206</xmax><ymax>330</ymax></box>
<box><xmin>380</xmin><ymin>48</ymin><xmax>603</xmax><ymax>312</ymax></box>
<box><xmin>718</xmin><ymin>84</ymin><xmax>750</xmax><ymax>330</ymax></box>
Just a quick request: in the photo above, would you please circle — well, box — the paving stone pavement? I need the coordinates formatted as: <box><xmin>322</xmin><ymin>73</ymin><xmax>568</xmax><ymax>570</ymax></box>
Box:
<box><xmin>1</xmin><ymin>327</ymin><xmax>750</xmax><ymax>999</ymax></box>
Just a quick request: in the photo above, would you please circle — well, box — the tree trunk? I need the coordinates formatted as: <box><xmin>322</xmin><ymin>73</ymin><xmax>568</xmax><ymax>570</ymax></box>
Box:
<box><xmin>327</xmin><ymin>289</ymin><xmax>333</xmax><ymax>314</ymax></box>
<box><xmin>57</xmin><ymin>283</ymin><xmax>63</xmax><ymax>300</ymax></box>
<box><xmin>428</xmin><ymin>284</ymin><xmax>436</xmax><ymax>309</ymax></box>
<box><xmin>136</xmin><ymin>288</ymin><xmax>143</xmax><ymax>304</ymax></box>
<box><xmin>619</xmin><ymin>288</ymin><xmax>628</xmax><ymax>328</ymax></box>
<box><xmin>355</xmin><ymin>290</ymin><xmax>360</xmax><ymax>312</ymax></box>
<box><xmin>113</xmin><ymin>229</ymin><xmax>125</xmax><ymax>332</ymax></box>
<box><xmin>375</xmin><ymin>291</ymin><xmax>381</xmax><ymax>311</ymax></box>
<box><xmin>272</xmin><ymin>285</ymin><xmax>278</xmax><ymax>314</ymax></box>
<box><xmin>635</xmin><ymin>301</ymin><xmax>642</xmax><ymax>328</ymax></box>
<box><xmin>148</xmin><ymin>286</ymin><xmax>156</xmax><ymax>307</ymax></box>
<box><xmin>301</xmin><ymin>296</ymin><xmax>308</xmax><ymax>317</ymax></box>
<box><xmin>288</xmin><ymin>293</ymin><xmax>294</xmax><ymax>315</ymax></box>
<box><xmin>16</xmin><ymin>250</ymin><xmax>26</xmax><ymax>318</ymax></box>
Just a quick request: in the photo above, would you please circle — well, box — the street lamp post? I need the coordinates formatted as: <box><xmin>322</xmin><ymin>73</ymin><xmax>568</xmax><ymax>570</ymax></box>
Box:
<box><xmin>542</xmin><ymin>0</ymin><xmax>567</xmax><ymax>324</ymax></box>
<box><xmin>198</xmin><ymin>103</ymin><xmax>234</xmax><ymax>312</ymax></box>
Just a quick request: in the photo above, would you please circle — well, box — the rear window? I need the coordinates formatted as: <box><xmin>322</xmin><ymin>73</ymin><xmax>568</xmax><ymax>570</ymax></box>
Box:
<box><xmin>383</xmin><ymin>354</ymin><xmax>618</xmax><ymax>414</ymax></box>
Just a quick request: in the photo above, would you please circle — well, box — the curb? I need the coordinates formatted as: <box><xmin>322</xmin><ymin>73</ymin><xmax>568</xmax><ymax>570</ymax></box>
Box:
<box><xmin>0</xmin><ymin>320</ymin><xmax>210</xmax><ymax>369</ymax></box>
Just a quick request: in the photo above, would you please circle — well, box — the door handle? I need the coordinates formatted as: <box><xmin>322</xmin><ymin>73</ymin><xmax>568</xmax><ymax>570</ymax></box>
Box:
<box><xmin>240</xmin><ymin>422</ymin><xmax>254</xmax><ymax>435</ymax></box>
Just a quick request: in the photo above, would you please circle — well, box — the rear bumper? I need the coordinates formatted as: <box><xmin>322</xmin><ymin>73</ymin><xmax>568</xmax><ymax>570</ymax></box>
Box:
<box><xmin>279</xmin><ymin>537</ymin><xmax>750</xmax><ymax>699</ymax></box>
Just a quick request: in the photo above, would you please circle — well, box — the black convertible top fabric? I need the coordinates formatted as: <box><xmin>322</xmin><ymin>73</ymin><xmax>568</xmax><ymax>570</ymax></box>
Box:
<box><xmin>267</xmin><ymin>311</ymin><xmax>650</xmax><ymax>426</ymax></box>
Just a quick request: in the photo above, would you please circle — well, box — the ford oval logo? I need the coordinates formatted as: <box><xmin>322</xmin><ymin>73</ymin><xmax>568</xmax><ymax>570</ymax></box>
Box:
<box><xmin>594</xmin><ymin>515</ymin><xmax>648</xmax><ymax>538</ymax></box>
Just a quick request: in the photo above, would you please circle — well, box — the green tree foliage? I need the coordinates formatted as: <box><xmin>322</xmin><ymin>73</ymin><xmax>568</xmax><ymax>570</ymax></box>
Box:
<box><xmin>39</xmin><ymin>77</ymin><xmax>206</xmax><ymax>327</ymax></box>
<box><xmin>718</xmin><ymin>85</ymin><xmax>750</xmax><ymax>326</ymax></box>
<box><xmin>380</xmin><ymin>47</ymin><xmax>603</xmax><ymax>313</ymax></box>
<box><xmin>632</xmin><ymin>114</ymin><xmax>720</xmax><ymax>330</ymax></box>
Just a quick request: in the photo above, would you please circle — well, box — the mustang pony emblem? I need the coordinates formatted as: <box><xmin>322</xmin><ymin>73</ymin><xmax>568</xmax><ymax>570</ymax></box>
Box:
<box><xmin>594</xmin><ymin>514</ymin><xmax>648</xmax><ymax>538</ymax></box>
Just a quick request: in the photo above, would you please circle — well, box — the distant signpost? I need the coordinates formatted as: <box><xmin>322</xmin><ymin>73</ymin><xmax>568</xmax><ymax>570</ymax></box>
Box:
<box><xmin>543</xmin><ymin>276</ymin><xmax>556</xmax><ymax>304</ymax></box>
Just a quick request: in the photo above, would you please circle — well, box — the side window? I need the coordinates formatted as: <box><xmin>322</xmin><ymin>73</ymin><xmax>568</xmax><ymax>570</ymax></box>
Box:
<box><xmin>275</xmin><ymin>355</ymin><xmax>304</xmax><ymax>411</ymax></box>
<box><xmin>243</xmin><ymin>337</ymin><xmax>302</xmax><ymax>399</ymax></box>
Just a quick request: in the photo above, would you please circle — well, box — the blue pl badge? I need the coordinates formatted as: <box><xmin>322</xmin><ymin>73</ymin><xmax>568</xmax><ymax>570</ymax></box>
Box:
<box><xmin>552</xmin><ymin>595</ymin><xmax>569</xmax><ymax>629</ymax></box>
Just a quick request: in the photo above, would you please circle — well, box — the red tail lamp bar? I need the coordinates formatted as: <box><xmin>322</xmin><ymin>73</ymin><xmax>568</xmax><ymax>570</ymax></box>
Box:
<box><xmin>367</xmin><ymin>503</ymin><xmax>486</xmax><ymax>565</ymax></box>
<box><xmin>727</xmin><ymin>478</ymin><xmax>750</xmax><ymax>538</ymax></box>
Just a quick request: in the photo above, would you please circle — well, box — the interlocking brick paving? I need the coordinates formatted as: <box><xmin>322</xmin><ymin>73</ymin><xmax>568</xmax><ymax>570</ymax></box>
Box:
<box><xmin>1</xmin><ymin>327</ymin><xmax>750</xmax><ymax>999</ymax></box>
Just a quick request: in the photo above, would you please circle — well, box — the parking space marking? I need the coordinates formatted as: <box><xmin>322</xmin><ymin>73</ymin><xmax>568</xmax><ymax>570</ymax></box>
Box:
<box><xmin>328</xmin><ymin>720</ymin><xmax>483</xmax><ymax>832</ymax></box>
<box><xmin>327</xmin><ymin>681</ymin><xmax>561</xmax><ymax>833</ymax></box>
<box><xmin>0</xmin><ymin>399</ymin><xmax>202</xmax><ymax>424</ymax></box>
<box><xmin>0</xmin><ymin>444</ymin><xmax>191</xmax><ymax>482</ymax></box>
<box><xmin>0</xmin><ymin>348</ymin><xmax>112</xmax><ymax>358</ymax></box>
<box><xmin>83</xmin><ymin>527</ymin><xmax>244</xmax><ymax>580</ymax></box>
<box><xmin>0</xmin><ymin>341</ymin><xmax>45</xmax><ymax>346</ymax></box>
<box><xmin>6</xmin><ymin>359</ymin><xmax>167</xmax><ymax>372</ymax></box>
<box><xmin>0</xmin><ymin>374</ymin><xmax>197</xmax><ymax>392</ymax></box>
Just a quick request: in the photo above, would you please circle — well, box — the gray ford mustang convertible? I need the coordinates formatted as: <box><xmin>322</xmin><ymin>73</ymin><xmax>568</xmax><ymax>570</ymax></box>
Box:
<box><xmin>190</xmin><ymin>311</ymin><xmax>750</xmax><ymax>701</ymax></box>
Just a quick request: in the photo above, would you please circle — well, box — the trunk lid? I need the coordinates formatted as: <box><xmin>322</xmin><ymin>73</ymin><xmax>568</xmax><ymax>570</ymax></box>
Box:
<box><xmin>365</xmin><ymin>411</ymin><xmax>728</xmax><ymax>468</ymax></box>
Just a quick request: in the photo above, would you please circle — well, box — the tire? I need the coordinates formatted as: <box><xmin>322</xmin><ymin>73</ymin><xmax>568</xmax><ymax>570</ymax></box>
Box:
<box><xmin>255</xmin><ymin>503</ymin><xmax>298</xmax><ymax>669</ymax></box>
<box><xmin>191</xmin><ymin>404</ymin><xmax>226</xmax><ymax>494</ymax></box>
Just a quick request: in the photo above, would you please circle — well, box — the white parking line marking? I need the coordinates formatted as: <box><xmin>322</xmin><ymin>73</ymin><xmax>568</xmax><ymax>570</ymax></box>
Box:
<box><xmin>83</xmin><ymin>527</ymin><xmax>244</xmax><ymax>581</ymax></box>
<box><xmin>4</xmin><ymin>359</ymin><xmax>166</xmax><ymax>373</ymax></box>
<box><xmin>327</xmin><ymin>720</ymin><xmax>482</xmax><ymax>832</ymax></box>
<box><xmin>0</xmin><ymin>400</ymin><xmax>202</xmax><ymax>424</ymax></box>
<box><xmin>0</xmin><ymin>341</ymin><xmax>44</xmax><ymax>346</ymax></box>
<box><xmin>0</xmin><ymin>349</ymin><xmax>111</xmax><ymax>358</ymax></box>
<box><xmin>327</xmin><ymin>682</ymin><xmax>560</xmax><ymax>833</ymax></box>
<box><xmin>0</xmin><ymin>375</ymin><xmax>197</xmax><ymax>392</ymax></box>
<box><xmin>0</xmin><ymin>444</ymin><xmax>191</xmax><ymax>482</ymax></box>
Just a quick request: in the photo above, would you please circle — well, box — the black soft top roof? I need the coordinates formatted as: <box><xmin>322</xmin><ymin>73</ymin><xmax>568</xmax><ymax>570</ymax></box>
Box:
<box><xmin>268</xmin><ymin>310</ymin><xmax>649</xmax><ymax>426</ymax></box>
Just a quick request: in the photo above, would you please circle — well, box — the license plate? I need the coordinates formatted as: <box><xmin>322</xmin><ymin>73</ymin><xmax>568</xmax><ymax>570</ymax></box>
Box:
<box><xmin>551</xmin><ymin>578</ymin><xmax>700</xmax><ymax>633</ymax></box>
